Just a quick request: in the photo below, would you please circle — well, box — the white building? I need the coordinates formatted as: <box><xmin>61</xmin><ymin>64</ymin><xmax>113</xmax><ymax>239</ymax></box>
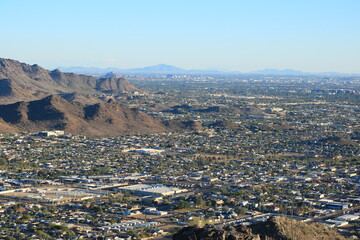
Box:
<box><xmin>118</xmin><ymin>184</ymin><xmax>188</xmax><ymax>197</ymax></box>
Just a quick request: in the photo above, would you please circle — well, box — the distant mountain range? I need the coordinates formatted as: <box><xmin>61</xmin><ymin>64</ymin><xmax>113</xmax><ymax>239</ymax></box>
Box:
<box><xmin>58</xmin><ymin>64</ymin><xmax>224</xmax><ymax>75</ymax></box>
<box><xmin>58</xmin><ymin>64</ymin><xmax>358</xmax><ymax>76</ymax></box>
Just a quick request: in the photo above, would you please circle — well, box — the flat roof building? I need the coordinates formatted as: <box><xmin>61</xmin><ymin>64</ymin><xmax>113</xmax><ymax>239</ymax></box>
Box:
<box><xmin>325</xmin><ymin>202</ymin><xmax>349</xmax><ymax>210</ymax></box>
<box><xmin>117</xmin><ymin>184</ymin><xmax>187</xmax><ymax>197</ymax></box>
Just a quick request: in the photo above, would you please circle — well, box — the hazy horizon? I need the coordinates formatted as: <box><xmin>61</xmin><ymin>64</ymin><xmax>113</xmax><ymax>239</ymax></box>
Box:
<box><xmin>55</xmin><ymin>63</ymin><xmax>359</xmax><ymax>74</ymax></box>
<box><xmin>1</xmin><ymin>0</ymin><xmax>359</xmax><ymax>73</ymax></box>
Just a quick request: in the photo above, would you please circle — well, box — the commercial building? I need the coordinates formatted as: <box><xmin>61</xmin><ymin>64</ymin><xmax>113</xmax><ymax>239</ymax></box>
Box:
<box><xmin>117</xmin><ymin>184</ymin><xmax>187</xmax><ymax>197</ymax></box>
<box><xmin>325</xmin><ymin>202</ymin><xmax>349</xmax><ymax>210</ymax></box>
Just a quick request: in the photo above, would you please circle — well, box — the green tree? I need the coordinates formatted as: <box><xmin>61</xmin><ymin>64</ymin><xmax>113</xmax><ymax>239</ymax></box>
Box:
<box><xmin>234</xmin><ymin>206</ymin><xmax>247</xmax><ymax>215</ymax></box>
<box><xmin>175</xmin><ymin>200</ymin><xmax>191</xmax><ymax>209</ymax></box>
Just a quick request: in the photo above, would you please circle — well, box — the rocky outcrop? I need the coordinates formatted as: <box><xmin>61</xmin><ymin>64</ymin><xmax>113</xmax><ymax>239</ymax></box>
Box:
<box><xmin>163</xmin><ymin>119</ymin><xmax>204</xmax><ymax>132</ymax></box>
<box><xmin>173</xmin><ymin>224</ymin><xmax>260</xmax><ymax>240</ymax></box>
<box><xmin>173</xmin><ymin>216</ymin><xmax>347</xmax><ymax>240</ymax></box>
<box><xmin>96</xmin><ymin>77</ymin><xmax>142</xmax><ymax>93</ymax></box>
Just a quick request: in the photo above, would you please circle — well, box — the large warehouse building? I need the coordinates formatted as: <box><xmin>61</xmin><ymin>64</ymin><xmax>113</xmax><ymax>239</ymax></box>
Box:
<box><xmin>117</xmin><ymin>184</ymin><xmax>187</xmax><ymax>197</ymax></box>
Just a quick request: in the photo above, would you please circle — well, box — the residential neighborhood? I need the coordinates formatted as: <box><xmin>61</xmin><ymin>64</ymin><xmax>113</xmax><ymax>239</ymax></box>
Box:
<box><xmin>0</xmin><ymin>75</ymin><xmax>359</xmax><ymax>239</ymax></box>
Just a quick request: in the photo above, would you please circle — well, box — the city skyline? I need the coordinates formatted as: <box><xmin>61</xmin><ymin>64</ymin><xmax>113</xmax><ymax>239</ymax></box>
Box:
<box><xmin>1</xmin><ymin>0</ymin><xmax>360</xmax><ymax>73</ymax></box>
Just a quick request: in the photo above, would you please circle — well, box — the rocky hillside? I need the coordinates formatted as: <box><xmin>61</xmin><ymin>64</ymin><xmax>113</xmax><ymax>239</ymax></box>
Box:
<box><xmin>0</xmin><ymin>95</ymin><xmax>165</xmax><ymax>136</ymax></box>
<box><xmin>58</xmin><ymin>92</ymin><xmax>101</xmax><ymax>105</ymax></box>
<box><xmin>162</xmin><ymin>119</ymin><xmax>204</xmax><ymax>132</ymax></box>
<box><xmin>173</xmin><ymin>216</ymin><xmax>347</xmax><ymax>240</ymax></box>
<box><xmin>0</xmin><ymin>58</ymin><xmax>141</xmax><ymax>103</ymax></box>
<box><xmin>96</xmin><ymin>77</ymin><xmax>141</xmax><ymax>93</ymax></box>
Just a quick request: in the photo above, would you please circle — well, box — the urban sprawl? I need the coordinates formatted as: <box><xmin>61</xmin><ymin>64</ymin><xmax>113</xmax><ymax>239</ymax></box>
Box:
<box><xmin>0</xmin><ymin>74</ymin><xmax>359</xmax><ymax>239</ymax></box>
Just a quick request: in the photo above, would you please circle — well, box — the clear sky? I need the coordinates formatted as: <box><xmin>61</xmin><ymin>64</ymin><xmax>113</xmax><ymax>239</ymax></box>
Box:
<box><xmin>1</xmin><ymin>0</ymin><xmax>359</xmax><ymax>73</ymax></box>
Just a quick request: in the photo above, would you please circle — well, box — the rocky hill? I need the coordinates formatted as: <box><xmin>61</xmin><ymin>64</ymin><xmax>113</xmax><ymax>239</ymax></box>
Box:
<box><xmin>0</xmin><ymin>58</ymin><xmax>141</xmax><ymax>103</ymax></box>
<box><xmin>96</xmin><ymin>77</ymin><xmax>141</xmax><ymax>93</ymax></box>
<box><xmin>101</xmin><ymin>71</ymin><xmax>122</xmax><ymax>78</ymax></box>
<box><xmin>162</xmin><ymin>119</ymin><xmax>204</xmax><ymax>132</ymax></box>
<box><xmin>173</xmin><ymin>216</ymin><xmax>347</xmax><ymax>240</ymax></box>
<box><xmin>58</xmin><ymin>92</ymin><xmax>101</xmax><ymax>105</ymax></box>
<box><xmin>0</xmin><ymin>95</ymin><xmax>165</xmax><ymax>136</ymax></box>
<box><xmin>317</xmin><ymin>136</ymin><xmax>358</xmax><ymax>146</ymax></box>
<box><xmin>208</xmin><ymin>119</ymin><xmax>243</xmax><ymax>130</ymax></box>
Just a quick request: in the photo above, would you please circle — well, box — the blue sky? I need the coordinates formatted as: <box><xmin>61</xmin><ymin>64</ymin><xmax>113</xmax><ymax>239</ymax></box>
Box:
<box><xmin>1</xmin><ymin>0</ymin><xmax>359</xmax><ymax>72</ymax></box>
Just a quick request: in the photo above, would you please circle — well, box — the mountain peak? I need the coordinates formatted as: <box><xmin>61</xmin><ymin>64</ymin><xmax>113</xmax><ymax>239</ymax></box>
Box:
<box><xmin>102</xmin><ymin>71</ymin><xmax>122</xmax><ymax>78</ymax></box>
<box><xmin>130</xmin><ymin>64</ymin><xmax>186</xmax><ymax>73</ymax></box>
